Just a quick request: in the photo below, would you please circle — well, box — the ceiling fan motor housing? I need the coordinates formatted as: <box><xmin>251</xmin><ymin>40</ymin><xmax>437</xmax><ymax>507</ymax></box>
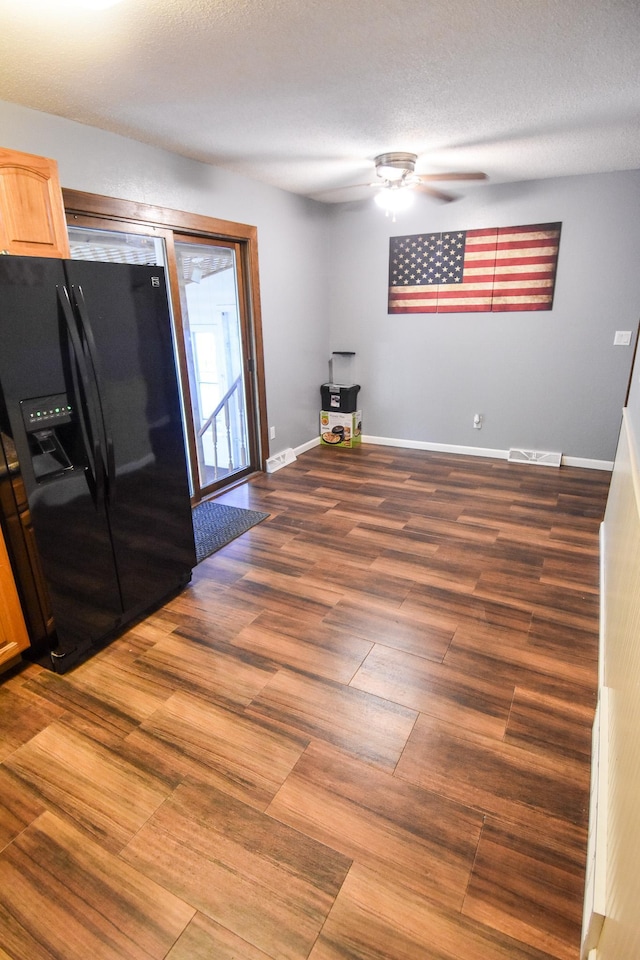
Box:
<box><xmin>374</xmin><ymin>152</ymin><xmax>418</xmax><ymax>181</ymax></box>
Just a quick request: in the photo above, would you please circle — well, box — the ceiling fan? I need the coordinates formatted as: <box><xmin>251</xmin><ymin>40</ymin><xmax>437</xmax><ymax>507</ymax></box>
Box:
<box><xmin>369</xmin><ymin>152</ymin><xmax>487</xmax><ymax>211</ymax></box>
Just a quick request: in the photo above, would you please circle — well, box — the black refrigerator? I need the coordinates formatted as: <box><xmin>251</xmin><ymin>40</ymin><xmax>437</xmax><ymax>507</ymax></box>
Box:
<box><xmin>0</xmin><ymin>256</ymin><xmax>196</xmax><ymax>672</ymax></box>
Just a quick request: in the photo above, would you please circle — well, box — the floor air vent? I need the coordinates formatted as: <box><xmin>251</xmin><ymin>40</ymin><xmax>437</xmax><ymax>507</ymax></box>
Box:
<box><xmin>508</xmin><ymin>448</ymin><xmax>562</xmax><ymax>468</ymax></box>
<box><xmin>266</xmin><ymin>448</ymin><xmax>297</xmax><ymax>473</ymax></box>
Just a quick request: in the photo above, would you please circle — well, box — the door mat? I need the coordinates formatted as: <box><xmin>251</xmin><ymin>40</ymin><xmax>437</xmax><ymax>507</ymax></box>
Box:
<box><xmin>192</xmin><ymin>501</ymin><xmax>269</xmax><ymax>563</ymax></box>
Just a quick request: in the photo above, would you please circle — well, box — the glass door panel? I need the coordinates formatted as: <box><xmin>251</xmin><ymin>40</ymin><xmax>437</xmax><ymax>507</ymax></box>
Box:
<box><xmin>68</xmin><ymin>225</ymin><xmax>166</xmax><ymax>268</ymax></box>
<box><xmin>174</xmin><ymin>238</ymin><xmax>251</xmax><ymax>496</ymax></box>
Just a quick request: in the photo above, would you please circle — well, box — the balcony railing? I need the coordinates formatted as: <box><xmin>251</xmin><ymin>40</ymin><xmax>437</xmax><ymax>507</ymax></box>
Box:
<box><xmin>197</xmin><ymin>375</ymin><xmax>247</xmax><ymax>482</ymax></box>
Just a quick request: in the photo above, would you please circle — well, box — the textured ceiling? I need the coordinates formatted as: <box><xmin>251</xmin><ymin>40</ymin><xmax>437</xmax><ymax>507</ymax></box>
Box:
<box><xmin>0</xmin><ymin>0</ymin><xmax>639</xmax><ymax>202</ymax></box>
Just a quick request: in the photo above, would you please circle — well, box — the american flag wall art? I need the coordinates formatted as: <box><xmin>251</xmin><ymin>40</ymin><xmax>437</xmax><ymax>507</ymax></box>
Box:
<box><xmin>388</xmin><ymin>222</ymin><xmax>561</xmax><ymax>314</ymax></box>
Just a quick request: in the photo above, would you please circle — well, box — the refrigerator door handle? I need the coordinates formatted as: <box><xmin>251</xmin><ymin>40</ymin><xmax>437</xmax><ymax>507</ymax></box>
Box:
<box><xmin>57</xmin><ymin>285</ymin><xmax>105</xmax><ymax>507</ymax></box>
<box><xmin>72</xmin><ymin>284</ymin><xmax>116</xmax><ymax>503</ymax></box>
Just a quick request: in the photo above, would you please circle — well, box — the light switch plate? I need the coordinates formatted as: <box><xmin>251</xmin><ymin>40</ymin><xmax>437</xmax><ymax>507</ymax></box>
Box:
<box><xmin>614</xmin><ymin>331</ymin><xmax>632</xmax><ymax>345</ymax></box>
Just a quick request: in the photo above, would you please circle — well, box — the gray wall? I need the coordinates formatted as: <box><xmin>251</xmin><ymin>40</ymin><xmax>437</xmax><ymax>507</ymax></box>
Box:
<box><xmin>0</xmin><ymin>99</ymin><xmax>330</xmax><ymax>457</ymax></box>
<box><xmin>3</xmin><ymin>98</ymin><xmax>640</xmax><ymax>465</ymax></box>
<box><xmin>327</xmin><ymin>170</ymin><xmax>640</xmax><ymax>464</ymax></box>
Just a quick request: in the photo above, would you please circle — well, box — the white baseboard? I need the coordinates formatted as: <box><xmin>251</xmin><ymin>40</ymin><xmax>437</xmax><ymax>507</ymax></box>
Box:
<box><xmin>363</xmin><ymin>434</ymin><xmax>505</xmax><ymax>459</ymax></box>
<box><xmin>293</xmin><ymin>432</ymin><xmax>613</xmax><ymax>472</ymax></box>
<box><xmin>563</xmin><ymin>455</ymin><xmax>614</xmax><ymax>470</ymax></box>
<box><xmin>363</xmin><ymin>435</ymin><xmax>613</xmax><ymax>471</ymax></box>
<box><xmin>294</xmin><ymin>434</ymin><xmax>613</xmax><ymax>471</ymax></box>
<box><xmin>294</xmin><ymin>436</ymin><xmax>321</xmax><ymax>456</ymax></box>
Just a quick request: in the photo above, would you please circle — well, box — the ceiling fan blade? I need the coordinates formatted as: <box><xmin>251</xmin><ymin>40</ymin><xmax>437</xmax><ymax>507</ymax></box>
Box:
<box><xmin>418</xmin><ymin>172</ymin><xmax>488</xmax><ymax>182</ymax></box>
<box><xmin>415</xmin><ymin>183</ymin><xmax>457</xmax><ymax>203</ymax></box>
<box><xmin>309</xmin><ymin>183</ymin><xmax>373</xmax><ymax>202</ymax></box>
<box><xmin>308</xmin><ymin>183</ymin><xmax>371</xmax><ymax>203</ymax></box>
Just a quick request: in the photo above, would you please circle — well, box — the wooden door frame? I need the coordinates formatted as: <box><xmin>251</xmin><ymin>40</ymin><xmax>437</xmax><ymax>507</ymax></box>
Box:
<box><xmin>172</xmin><ymin>232</ymin><xmax>259</xmax><ymax>502</ymax></box>
<box><xmin>63</xmin><ymin>190</ymin><xmax>269</xmax><ymax>491</ymax></box>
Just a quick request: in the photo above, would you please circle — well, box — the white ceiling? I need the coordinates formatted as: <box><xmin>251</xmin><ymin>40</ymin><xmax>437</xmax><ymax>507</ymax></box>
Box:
<box><xmin>1</xmin><ymin>0</ymin><xmax>639</xmax><ymax>203</ymax></box>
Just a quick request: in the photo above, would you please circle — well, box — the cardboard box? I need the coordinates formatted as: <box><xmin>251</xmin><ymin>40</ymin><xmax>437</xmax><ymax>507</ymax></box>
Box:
<box><xmin>320</xmin><ymin>410</ymin><xmax>362</xmax><ymax>447</ymax></box>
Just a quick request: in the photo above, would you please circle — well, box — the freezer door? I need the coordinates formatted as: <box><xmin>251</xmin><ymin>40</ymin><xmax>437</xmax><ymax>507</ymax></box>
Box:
<box><xmin>0</xmin><ymin>257</ymin><xmax>124</xmax><ymax>660</ymax></box>
<box><xmin>63</xmin><ymin>261</ymin><xmax>196</xmax><ymax>614</ymax></box>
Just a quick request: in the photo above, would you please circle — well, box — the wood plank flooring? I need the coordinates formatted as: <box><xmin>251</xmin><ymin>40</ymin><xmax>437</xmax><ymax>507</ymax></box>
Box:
<box><xmin>0</xmin><ymin>445</ymin><xmax>610</xmax><ymax>960</ymax></box>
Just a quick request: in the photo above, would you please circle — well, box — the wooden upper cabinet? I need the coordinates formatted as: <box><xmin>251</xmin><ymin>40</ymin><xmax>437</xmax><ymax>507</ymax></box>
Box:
<box><xmin>0</xmin><ymin>146</ymin><xmax>70</xmax><ymax>258</ymax></box>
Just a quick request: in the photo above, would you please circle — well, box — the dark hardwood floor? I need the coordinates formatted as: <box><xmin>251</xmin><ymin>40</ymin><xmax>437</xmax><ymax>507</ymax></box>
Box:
<box><xmin>0</xmin><ymin>445</ymin><xmax>610</xmax><ymax>960</ymax></box>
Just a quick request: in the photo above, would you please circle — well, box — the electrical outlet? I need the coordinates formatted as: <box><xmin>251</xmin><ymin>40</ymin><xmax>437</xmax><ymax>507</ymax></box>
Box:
<box><xmin>614</xmin><ymin>331</ymin><xmax>632</xmax><ymax>346</ymax></box>
<box><xmin>269</xmin><ymin>426</ymin><xmax>276</xmax><ymax>440</ymax></box>
<box><xmin>473</xmin><ymin>414</ymin><xmax>483</xmax><ymax>429</ymax></box>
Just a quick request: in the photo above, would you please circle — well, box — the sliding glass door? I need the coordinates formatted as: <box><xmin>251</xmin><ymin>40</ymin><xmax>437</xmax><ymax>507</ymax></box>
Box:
<box><xmin>173</xmin><ymin>237</ymin><xmax>253</xmax><ymax>497</ymax></box>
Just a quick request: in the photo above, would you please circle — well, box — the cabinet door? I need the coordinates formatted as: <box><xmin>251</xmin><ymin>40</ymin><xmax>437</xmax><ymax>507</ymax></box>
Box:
<box><xmin>0</xmin><ymin>526</ymin><xmax>30</xmax><ymax>670</ymax></box>
<box><xmin>0</xmin><ymin>146</ymin><xmax>70</xmax><ymax>258</ymax></box>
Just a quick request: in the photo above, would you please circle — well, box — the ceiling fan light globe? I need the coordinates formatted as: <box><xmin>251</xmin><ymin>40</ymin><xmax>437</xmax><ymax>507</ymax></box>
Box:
<box><xmin>374</xmin><ymin>188</ymin><xmax>414</xmax><ymax>213</ymax></box>
<box><xmin>377</xmin><ymin>165</ymin><xmax>406</xmax><ymax>182</ymax></box>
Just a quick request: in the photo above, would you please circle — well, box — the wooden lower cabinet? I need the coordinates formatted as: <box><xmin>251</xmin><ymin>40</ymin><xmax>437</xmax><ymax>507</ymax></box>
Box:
<box><xmin>1</xmin><ymin>438</ymin><xmax>53</xmax><ymax>673</ymax></box>
<box><xmin>0</xmin><ymin>460</ymin><xmax>53</xmax><ymax>666</ymax></box>
<box><xmin>0</xmin><ymin>526</ymin><xmax>30</xmax><ymax>671</ymax></box>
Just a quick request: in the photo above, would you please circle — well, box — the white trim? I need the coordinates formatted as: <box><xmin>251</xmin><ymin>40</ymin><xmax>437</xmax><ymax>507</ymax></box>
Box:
<box><xmin>581</xmin><ymin>687</ymin><xmax>609</xmax><ymax>959</ymax></box>
<box><xmin>294</xmin><ymin>436</ymin><xmax>321</xmax><ymax>456</ymax></box>
<box><xmin>292</xmin><ymin>432</ymin><xmax>613</xmax><ymax>472</ymax></box>
<box><xmin>599</xmin><ymin>522</ymin><xmax>606</xmax><ymax>692</ymax></box>
<box><xmin>363</xmin><ymin>434</ymin><xmax>506</xmax><ymax>459</ymax></box>
<box><xmin>563</xmin><ymin>455</ymin><xmax>614</xmax><ymax>471</ymax></box>
<box><xmin>362</xmin><ymin>435</ymin><xmax>613</xmax><ymax>471</ymax></box>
